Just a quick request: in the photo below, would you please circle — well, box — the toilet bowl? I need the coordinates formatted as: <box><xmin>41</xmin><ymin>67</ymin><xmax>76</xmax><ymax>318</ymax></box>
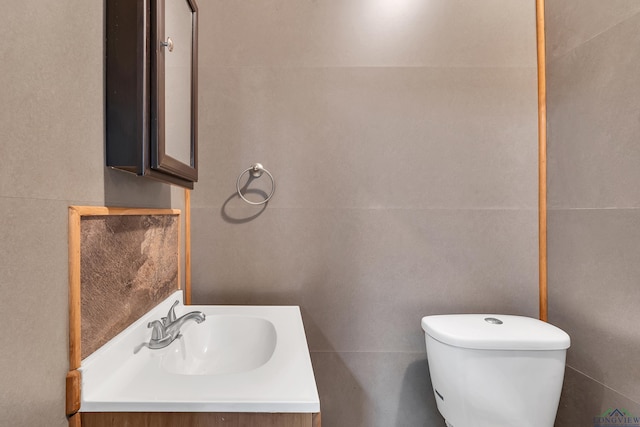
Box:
<box><xmin>421</xmin><ymin>314</ymin><xmax>570</xmax><ymax>427</ymax></box>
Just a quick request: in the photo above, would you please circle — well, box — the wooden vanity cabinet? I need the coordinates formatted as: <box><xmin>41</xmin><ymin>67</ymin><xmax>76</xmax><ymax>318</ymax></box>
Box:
<box><xmin>80</xmin><ymin>412</ymin><xmax>321</xmax><ymax>427</ymax></box>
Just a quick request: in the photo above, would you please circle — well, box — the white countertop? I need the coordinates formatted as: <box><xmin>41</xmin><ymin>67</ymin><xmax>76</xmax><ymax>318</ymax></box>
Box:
<box><xmin>80</xmin><ymin>291</ymin><xmax>320</xmax><ymax>413</ymax></box>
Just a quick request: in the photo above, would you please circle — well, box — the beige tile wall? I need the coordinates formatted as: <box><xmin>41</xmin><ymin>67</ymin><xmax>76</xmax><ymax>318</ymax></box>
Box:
<box><xmin>546</xmin><ymin>0</ymin><xmax>640</xmax><ymax>423</ymax></box>
<box><xmin>0</xmin><ymin>1</ymin><xmax>186</xmax><ymax>425</ymax></box>
<box><xmin>192</xmin><ymin>1</ymin><xmax>538</xmax><ymax>425</ymax></box>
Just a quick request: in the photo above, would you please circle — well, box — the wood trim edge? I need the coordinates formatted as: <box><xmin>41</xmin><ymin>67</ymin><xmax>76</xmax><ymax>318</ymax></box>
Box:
<box><xmin>536</xmin><ymin>0</ymin><xmax>548</xmax><ymax>322</ymax></box>
<box><xmin>68</xmin><ymin>412</ymin><xmax>81</xmax><ymax>427</ymax></box>
<box><xmin>66</xmin><ymin>370</ymin><xmax>81</xmax><ymax>417</ymax></box>
<box><xmin>184</xmin><ymin>190</ymin><xmax>192</xmax><ymax>305</ymax></box>
<box><xmin>69</xmin><ymin>207</ymin><xmax>82</xmax><ymax>369</ymax></box>
<box><xmin>69</xmin><ymin>206</ymin><xmax>180</xmax><ymax>217</ymax></box>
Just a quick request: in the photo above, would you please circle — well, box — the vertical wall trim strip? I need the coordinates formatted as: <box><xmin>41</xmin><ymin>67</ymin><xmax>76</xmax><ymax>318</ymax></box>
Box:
<box><xmin>67</xmin><ymin>207</ymin><xmax>82</xmax><ymax>419</ymax></box>
<box><xmin>68</xmin><ymin>207</ymin><xmax>82</xmax><ymax>369</ymax></box>
<box><xmin>536</xmin><ymin>0</ymin><xmax>548</xmax><ymax>322</ymax></box>
<box><xmin>185</xmin><ymin>189</ymin><xmax>192</xmax><ymax>305</ymax></box>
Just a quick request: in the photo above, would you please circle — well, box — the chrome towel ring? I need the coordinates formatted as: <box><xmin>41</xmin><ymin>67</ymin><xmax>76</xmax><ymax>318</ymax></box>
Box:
<box><xmin>236</xmin><ymin>163</ymin><xmax>276</xmax><ymax>205</ymax></box>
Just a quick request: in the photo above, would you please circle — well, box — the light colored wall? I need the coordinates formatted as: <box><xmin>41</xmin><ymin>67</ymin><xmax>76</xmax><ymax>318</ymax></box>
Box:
<box><xmin>192</xmin><ymin>1</ymin><xmax>538</xmax><ymax>425</ymax></box>
<box><xmin>546</xmin><ymin>1</ymin><xmax>640</xmax><ymax>424</ymax></box>
<box><xmin>0</xmin><ymin>2</ymin><xmax>185</xmax><ymax>425</ymax></box>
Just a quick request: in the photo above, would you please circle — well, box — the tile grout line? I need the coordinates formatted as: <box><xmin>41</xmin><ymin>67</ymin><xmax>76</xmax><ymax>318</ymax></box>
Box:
<box><xmin>567</xmin><ymin>365</ymin><xmax>640</xmax><ymax>407</ymax></box>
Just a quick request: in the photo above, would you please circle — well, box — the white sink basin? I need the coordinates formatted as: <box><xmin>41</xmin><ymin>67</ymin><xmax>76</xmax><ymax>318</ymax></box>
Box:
<box><xmin>161</xmin><ymin>315</ymin><xmax>277</xmax><ymax>375</ymax></box>
<box><xmin>79</xmin><ymin>291</ymin><xmax>320</xmax><ymax>413</ymax></box>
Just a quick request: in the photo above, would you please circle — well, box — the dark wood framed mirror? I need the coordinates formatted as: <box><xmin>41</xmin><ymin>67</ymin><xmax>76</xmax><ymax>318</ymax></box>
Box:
<box><xmin>151</xmin><ymin>0</ymin><xmax>198</xmax><ymax>184</ymax></box>
<box><xmin>106</xmin><ymin>0</ymin><xmax>198</xmax><ymax>189</ymax></box>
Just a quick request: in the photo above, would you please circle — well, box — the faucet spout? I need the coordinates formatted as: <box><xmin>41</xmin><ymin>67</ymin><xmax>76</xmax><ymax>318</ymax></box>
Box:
<box><xmin>165</xmin><ymin>311</ymin><xmax>206</xmax><ymax>340</ymax></box>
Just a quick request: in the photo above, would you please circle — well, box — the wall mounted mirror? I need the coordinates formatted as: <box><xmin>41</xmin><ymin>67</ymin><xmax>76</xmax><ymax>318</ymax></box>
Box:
<box><xmin>152</xmin><ymin>0</ymin><xmax>198</xmax><ymax>184</ymax></box>
<box><xmin>106</xmin><ymin>0</ymin><xmax>199</xmax><ymax>189</ymax></box>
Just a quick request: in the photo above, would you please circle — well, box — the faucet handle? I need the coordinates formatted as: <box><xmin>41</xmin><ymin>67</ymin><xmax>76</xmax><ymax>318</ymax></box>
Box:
<box><xmin>147</xmin><ymin>320</ymin><xmax>167</xmax><ymax>341</ymax></box>
<box><xmin>166</xmin><ymin>300</ymin><xmax>180</xmax><ymax>324</ymax></box>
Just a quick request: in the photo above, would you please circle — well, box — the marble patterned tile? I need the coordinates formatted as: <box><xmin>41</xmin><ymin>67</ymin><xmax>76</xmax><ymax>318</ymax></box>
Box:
<box><xmin>80</xmin><ymin>214</ymin><xmax>179</xmax><ymax>358</ymax></box>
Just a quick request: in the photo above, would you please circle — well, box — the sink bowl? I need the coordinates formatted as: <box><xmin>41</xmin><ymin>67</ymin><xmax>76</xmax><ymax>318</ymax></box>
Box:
<box><xmin>161</xmin><ymin>315</ymin><xmax>277</xmax><ymax>375</ymax></box>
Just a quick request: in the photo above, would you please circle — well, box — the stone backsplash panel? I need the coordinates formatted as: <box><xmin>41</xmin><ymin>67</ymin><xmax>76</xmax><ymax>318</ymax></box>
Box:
<box><xmin>80</xmin><ymin>214</ymin><xmax>179</xmax><ymax>359</ymax></box>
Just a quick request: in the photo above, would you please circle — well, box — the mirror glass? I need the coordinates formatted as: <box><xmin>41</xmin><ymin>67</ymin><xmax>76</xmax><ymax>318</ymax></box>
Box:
<box><xmin>164</xmin><ymin>0</ymin><xmax>193</xmax><ymax>166</ymax></box>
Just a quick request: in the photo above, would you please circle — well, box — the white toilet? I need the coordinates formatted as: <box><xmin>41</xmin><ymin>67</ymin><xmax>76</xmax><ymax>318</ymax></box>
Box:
<box><xmin>421</xmin><ymin>314</ymin><xmax>570</xmax><ymax>427</ymax></box>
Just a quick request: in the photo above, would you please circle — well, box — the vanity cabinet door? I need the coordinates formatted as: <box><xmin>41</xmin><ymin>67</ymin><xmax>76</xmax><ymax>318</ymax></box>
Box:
<box><xmin>106</xmin><ymin>0</ymin><xmax>198</xmax><ymax>189</ymax></box>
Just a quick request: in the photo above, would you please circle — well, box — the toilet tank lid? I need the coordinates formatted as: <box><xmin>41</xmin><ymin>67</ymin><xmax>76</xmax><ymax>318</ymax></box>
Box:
<box><xmin>421</xmin><ymin>314</ymin><xmax>570</xmax><ymax>350</ymax></box>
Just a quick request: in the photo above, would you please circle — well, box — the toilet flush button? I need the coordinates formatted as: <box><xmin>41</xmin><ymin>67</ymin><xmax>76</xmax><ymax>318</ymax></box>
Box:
<box><xmin>484</xmin><ymin>317</ymin><xmax>503</xmax><ymax>325</ymax></box>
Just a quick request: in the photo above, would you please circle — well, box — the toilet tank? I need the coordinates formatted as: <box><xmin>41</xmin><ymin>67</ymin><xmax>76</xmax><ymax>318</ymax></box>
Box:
<box><xmin>422</xmin><ymin>314</ymin><xmax>570</xmax><ymax>427</ymax></box>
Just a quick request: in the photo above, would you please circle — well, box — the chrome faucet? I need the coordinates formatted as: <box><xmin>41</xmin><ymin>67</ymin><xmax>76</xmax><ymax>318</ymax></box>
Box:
<box><xmin>147</xmin><ymin>300</ymin><xmax>206</xmax><ymax>349</ymax></box>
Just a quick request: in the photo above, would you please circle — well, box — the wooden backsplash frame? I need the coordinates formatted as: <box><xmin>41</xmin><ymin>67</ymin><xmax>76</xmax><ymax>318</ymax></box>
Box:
<box><xmin>67</xmin><ymin>206</ymin><xmax>182</xmax><ymax>420</ymax></box>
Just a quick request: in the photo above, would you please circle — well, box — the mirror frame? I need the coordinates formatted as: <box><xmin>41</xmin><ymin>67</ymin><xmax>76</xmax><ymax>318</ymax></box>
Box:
<box><xmin>151</xmin><ymin>0</ymin><xmax>198</xmax><ymax>184</ymax></box>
